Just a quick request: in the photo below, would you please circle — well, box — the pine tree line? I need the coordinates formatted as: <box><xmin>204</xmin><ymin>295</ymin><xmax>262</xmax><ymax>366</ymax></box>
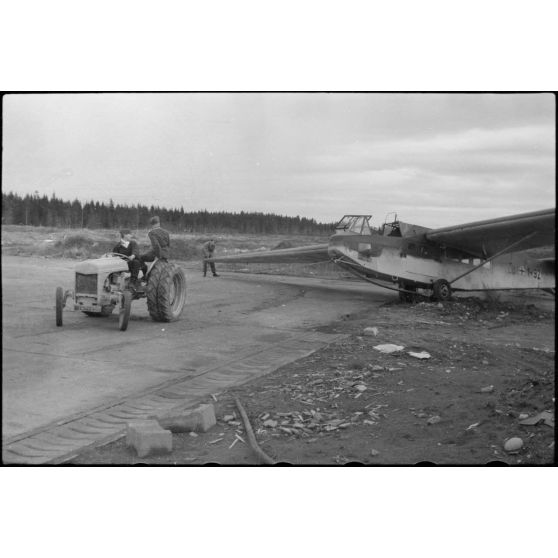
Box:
<box><xmin>1</xmin><ymin>191</ymin><xmax>334</xmax><ymax>235</ymax></box>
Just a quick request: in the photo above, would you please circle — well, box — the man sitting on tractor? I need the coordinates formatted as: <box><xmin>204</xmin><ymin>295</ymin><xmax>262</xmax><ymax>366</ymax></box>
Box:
<box><xmin>140</xmin><ymin>216</ymin><xmax>171</xmax><ymax>277</ymax></box>
<box><xmin>113</xmin><ymin>228</ymin><xmax>142</xmax><ymax>289</ymax></box>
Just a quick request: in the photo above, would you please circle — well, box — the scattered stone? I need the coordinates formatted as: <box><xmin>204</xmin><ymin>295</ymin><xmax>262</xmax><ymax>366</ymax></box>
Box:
<box><xmin>189</xmin><ymin>432</ymin><xmax>198</xmax><ymax>437</ymax></box>
<box><xmin>222</xmin><ymin>414</ymin><xmax>235</xmax><ymax>422</ymax></box>
<box><xmin>374</xmin><ymin>344</ymin><xmax>404</xmax><ymax>354</ymax></box>
<box><xmin>363</xmin><ymin>327</ymin><xmax>379</xmax><ymax>336</ymax></box>
<box><xmin>263</xmin><ymin>419</ymin><xmax>278</xmax><ymax>428</ymax></box>
<box><xmin>370</xmin><ymin>365</ymin><xmax>384</xmax><ymax>371</ymax></box>
<box><xmin>355</xmin><ymin>384</ymin><xmax>367</xmax><ymax>392</ymax></box>
<box><xmin>427</xmin><ymin>415</ymin><xmax>441</xmax><ymax>425</ymax></box>
<box><xmin>126</xmin><ymin>420</ymin><xmax>172</xmax><ymax>458</ymax></box>
<box><xmin>518</xmin><ymin>413</ymin><xmax>529</xmax><ymax>420</ymax></box>
<box><xmin>466</xmin><ymin>422</ymin><xmax>480</xmax><ymax>430</ymax></box>
<box><xmin>504</xmin><ymin>437</ymin><xmax>524</xmax><ymax>453</ymax></box>
<box><xmin>153</xmin><ymin>403</ymin><xmax>217</xmax><ymax>433</ymax></box>
<box><xmin>408</xmin><ymin>351</ymin><xmax>431</xmax><ymax>359</ymax></box>
<box><xmin>519</xmin><ymin>411</ymin><xmax>554</xmax><ymax>427</ymax></box>
<box><xmin>482</xmin><ymin>359</ymin><xmax>489</xmax><ymax>365</ymax></box>
<box><xmin>370</xmin><ymin>449</ymin><xmax>380</xmax><ymax>457</ymax></box>
<box><xmin>480</xmin><ymin>385</ymin><xmax>495</xmax><ymax>393</ymax></box>
<box><xmin>416</xmin><ymin>412</ymin><xmax>428</xmax><ymax>418</ymax></box>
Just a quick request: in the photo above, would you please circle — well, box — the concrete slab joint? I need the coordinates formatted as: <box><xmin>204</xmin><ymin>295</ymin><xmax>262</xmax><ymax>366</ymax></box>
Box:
<box><xmin>126</xmin><ymin>419</ymin><xmax>172</xmax><ymax>458</ymax></box>
<box><xmin>151</xmin><ymin>403</ymin><xmax>216</xmax><ymax>433</ymax></box>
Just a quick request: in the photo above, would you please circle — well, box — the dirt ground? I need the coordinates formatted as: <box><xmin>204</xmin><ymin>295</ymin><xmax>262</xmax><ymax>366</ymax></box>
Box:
<box><xmin>72</xmin><ymin>294</ymin><xmax>555</xmax><ymax>465</ymax></box>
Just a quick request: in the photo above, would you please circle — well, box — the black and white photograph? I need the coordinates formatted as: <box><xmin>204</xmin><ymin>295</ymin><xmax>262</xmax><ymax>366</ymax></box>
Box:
<box><xmin>1</xmin><ymin>1</ymin><xmax>557</xmax><ymax>556</ymax></box>
<box><xmin>2</xmin><ymin>92</ymin><xmax>555</xmax><ymax>466</ymax></box>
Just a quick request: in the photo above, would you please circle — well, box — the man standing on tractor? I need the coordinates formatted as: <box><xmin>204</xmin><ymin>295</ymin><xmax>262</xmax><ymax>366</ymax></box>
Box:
<box><xmin>113</xmin><ymin>229</ymin><xmax>142</xmax><ymax>289</ymax></box>
<box><xmin>140</xmin><ymin>216</ymin><xmax>171</xmax><ymax>276</ymax></box>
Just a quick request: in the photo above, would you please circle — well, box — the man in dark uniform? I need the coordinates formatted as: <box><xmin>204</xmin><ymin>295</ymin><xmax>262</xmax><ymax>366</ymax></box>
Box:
<box><xmin>202</xmin><ymin>239</ymin><xmax>219</xmax><ymax>277</ymax></box>
<box><xmin>140</xmin><ymin>216</ymin><xmax>170</xmax><ymax>277</ymax></box>
<box><xmin>113</xmin><ymin>229</ymin><xmax>142</xmax><ymax>288</ymax></box>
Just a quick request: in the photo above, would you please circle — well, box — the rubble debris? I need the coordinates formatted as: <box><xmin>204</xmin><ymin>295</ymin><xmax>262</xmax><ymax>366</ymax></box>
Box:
<box><xmin>480</xmin><ymin>385</ymin><xmax>495</xmax><ymax>393</ymax></box>
<box><xmin>222</xmin><ymin>414</ymin><xmax>235</xmax><ymax>422</ymax></box>
<box><xmin>504</xmin><ymin>437</ymin><xmax>524</xmax><ymax>453</ymax></box>
<box><xmin>427</xmin><ymin>415</ymin><xmax>441</xmax><ymax>425</ymax></box>
<box><xmin>373</xmin><ymin>344</ymin><xmax>404</xmax><ymax>354</ymax></box>
<box><xmin>408</xmin><ymin>351</ymin><xmax>431</xmax><ymax>359</ymax></box>
<box><xmin>519</xmin><ymin>411</ymin><xmax>554</xmax><ymax>427</ymax></box>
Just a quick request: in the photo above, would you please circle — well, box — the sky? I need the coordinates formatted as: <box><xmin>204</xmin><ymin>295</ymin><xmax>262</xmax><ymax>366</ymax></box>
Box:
<box><xmin>2</xmin><ymin>92</ymin><xmax>555</xmax><ymax>228</ymax></box>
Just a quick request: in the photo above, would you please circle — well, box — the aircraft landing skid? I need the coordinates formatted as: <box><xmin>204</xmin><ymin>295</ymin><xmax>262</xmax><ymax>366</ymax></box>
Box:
<box><xmin>332</xmin><ymin>257</ymin><xmax>431</xmax><ymax>301</ymax></box>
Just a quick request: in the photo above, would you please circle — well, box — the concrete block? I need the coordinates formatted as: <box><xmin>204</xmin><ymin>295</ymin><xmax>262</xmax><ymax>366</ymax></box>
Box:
<box><xmin>153</xmin><ymin>403</ymin><xmax>216</xmax><ymax>433</ymax></box>
<box><xmin>126</xmin><ymin>419</ymin><xmax>172</xmax><ymax>458</ymax></box>
<box><xmin>126</xmin><ymin>419</ymin><xmax>160</xmax><ymax>447</ymax></box>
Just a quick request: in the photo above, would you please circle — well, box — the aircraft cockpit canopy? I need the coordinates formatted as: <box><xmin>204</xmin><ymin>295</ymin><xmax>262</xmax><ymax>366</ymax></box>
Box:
<box><xmin>381</xmin><ymin>212</ymin><xmax>402</xmax><ymax>237</ymax></box>
<box><xmin>334</xmin><ymin>215</ymin><xmax>372</xmax><ymax>235</ymax></box>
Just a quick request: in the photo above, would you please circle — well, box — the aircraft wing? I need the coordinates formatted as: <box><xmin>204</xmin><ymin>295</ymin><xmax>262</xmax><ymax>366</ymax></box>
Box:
<box><xmin>425</xmin><ymin>208</ymin><xmax>555</xmax><ymax>258</ymax></box>
<box><xmin>209</xmin><ymin>243</ymin><xmax>331</xmax><ymax>264</ymax></box>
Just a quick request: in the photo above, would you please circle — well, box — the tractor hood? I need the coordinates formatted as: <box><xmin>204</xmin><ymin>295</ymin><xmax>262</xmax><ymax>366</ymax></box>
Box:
<box><xmin>75</xmin><ymin>257</ymin><xmax>129</xmax><ymax>274</ymax></box>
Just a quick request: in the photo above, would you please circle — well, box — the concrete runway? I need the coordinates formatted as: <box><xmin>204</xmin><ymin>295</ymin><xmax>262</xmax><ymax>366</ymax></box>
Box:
<box><xmin>2</xmin><ymin>256</ymin><xmax>392</xmax><ymax>448</ymax></box>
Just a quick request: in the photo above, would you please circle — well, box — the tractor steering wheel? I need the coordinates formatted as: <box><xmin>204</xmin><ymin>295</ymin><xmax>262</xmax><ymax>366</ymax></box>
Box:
<box><xmin>102</xmin><ymin>252</ymin><xmax>132</xmax><ymax>261</ymax></box>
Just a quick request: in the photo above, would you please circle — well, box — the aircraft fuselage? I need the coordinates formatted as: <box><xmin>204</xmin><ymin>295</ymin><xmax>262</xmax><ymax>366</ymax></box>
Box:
<box><xmin>328</xmin><ymin>229</ymin><xmax>555</xmax><ymax>292</ymax></box>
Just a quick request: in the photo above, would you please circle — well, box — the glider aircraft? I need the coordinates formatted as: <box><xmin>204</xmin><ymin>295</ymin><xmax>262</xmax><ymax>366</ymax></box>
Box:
<box><xmin>208</xmin><ymin>208</ymin><xmax>556</xmax><ymax>301</ymax></box>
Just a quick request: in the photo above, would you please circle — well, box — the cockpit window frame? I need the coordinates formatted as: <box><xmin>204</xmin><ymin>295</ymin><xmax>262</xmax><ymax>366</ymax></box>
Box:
<box><xmin>334</xmin><ymin>215</ymin><xmax>373</xmax><ymax>235</ymax></box>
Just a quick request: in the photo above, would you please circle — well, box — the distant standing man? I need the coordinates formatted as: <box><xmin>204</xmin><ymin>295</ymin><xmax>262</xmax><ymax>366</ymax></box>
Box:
<box><xmin>113</xmin><ymin>229</ymin><xmax>142</xmax><ymax>289</ymax></box>
<box><xmin>140</xmin><ymin>216</ymin><xmax>171</xmax><ymax>274</ymax></box>
<box><xmin>202</xmin><ymin>239</ymin><xmax>219</xmax><ymax>277</ymax></box>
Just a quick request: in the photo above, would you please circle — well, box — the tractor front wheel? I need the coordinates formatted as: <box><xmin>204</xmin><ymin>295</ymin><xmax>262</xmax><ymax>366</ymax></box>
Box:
<box><xmin>56</xmin><ymin>287</ymin><xmax>64</xmax><ymax>326</ymax></box>
<box><xmin>119</xmin><ymin>291</ymin><xmax>132</xmax><ymax>331</ymax></box>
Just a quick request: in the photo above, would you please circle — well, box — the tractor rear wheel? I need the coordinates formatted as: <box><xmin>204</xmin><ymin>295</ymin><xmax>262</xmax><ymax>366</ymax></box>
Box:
<box><xmin>146</xmin><ymin>261</ymin><xmax>186</xmax><ymax>322</ymax></box>
<box><xmin>432</xmin><ymin>279</ymin><xmax>452</xmax><ymax>301</ymax></box>
<box><xmin>56</xmin><ymin>287</ymin><xmax>64</xmax><ymax>326</ymax></box>
<box><xmin>119</xmin><ymin>291</ymin><xmax>132</xmax><ymax>331</ymax></box>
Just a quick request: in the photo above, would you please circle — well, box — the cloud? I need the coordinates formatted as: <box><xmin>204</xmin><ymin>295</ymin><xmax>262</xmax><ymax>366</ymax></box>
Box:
<box><xmin>2</xmin><ymin>93</ymin><xmax>555</xmax><ymax>225</ymax></box>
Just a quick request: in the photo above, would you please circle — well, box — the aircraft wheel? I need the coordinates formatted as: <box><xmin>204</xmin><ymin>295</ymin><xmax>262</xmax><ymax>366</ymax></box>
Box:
<box><xmin>119</xmin><ymin>291</ymin><xmax>132</xmax><ymax>331</ymax></box>
<box><xmin>432</xmin><ymin>279</ymin><xmax>452</xmax><ymax>301</ymax></box>
<box><xmin>56</xmin><ymin>287</ymin><xmax>64</xmax><ymax>326</ymax></box>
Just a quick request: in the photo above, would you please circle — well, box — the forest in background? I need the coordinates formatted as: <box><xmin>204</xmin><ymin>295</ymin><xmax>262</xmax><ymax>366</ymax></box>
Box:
<box><xmin>1</xmin><ymin>191</ymin><xmax>334</xmax><ymax>235</ymax></box>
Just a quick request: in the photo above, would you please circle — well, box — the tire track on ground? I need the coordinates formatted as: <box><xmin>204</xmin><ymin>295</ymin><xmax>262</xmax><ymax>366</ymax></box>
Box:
<box><xmin>2</xmin><ymin>331</ymin><xmax>346</xmax><ymax>464</ymax></box>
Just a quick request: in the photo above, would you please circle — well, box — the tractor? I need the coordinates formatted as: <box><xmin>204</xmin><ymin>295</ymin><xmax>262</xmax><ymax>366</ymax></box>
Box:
<box><xmin>55</xmin><ymin>253</ymin><xmax>186</xmax><ymax>331</ymax></box>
